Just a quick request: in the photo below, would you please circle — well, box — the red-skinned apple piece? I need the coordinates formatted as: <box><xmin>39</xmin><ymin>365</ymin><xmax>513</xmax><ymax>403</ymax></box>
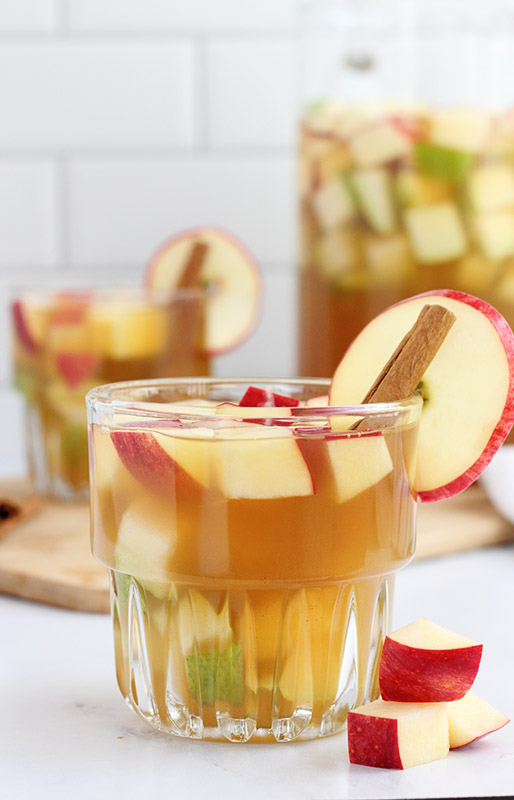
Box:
<box><xmin>379</xmin><ymin>618</ymin><xmax>482</xmax><ymax>702</ymax></box>
<box><xmin>238</xmin><ymin>385</ymin><xmax>300</xmax><ymax>408</ymax></box>
<box><xmin>110</xmin><ymin>428</ymin><xmax>203</xmax><ymax>496</ymax></box>
<box><xmin>447</xmin><ymin>691</ymin><xmax>509</xmax><ymax>748</ymax></box>
<box><xmin>330</xmin><ymin>290</ymin><xmax>514</xmax><ymax>502</ymax></box>
<box><xmin>144</xmin><ymin>227</ymin><xmax>263</xmax><ymax>356</ymax></box>
<box><xmin>12</xmin><ymin>300</ymin><xmax>41</xmax><ymax>353</ymax></box>
<box><xmin>347</xmin><ymin>698</ymin><xmax>449</xmax><ymax>769</ymax></box>
<box><xmin>55</xmin><ymin>353</ymin><xmax>99</xmax><ymax>389</ymax></box>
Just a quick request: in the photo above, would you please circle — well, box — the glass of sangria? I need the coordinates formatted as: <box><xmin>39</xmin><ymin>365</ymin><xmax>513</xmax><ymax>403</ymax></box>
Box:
<box><xmin>11</xmin><ymin>287</ymin><xmax>208</xmax><ymax>501</ymax></box>
<box><xmin>87</xmin><ymin>377</ymin><xmax>421</xmax><ymax>742</ymax></box>
<box><xmin>298</xmin><ymin>0</ymin><xmax>514</xmax><ymax>378</ymax></box>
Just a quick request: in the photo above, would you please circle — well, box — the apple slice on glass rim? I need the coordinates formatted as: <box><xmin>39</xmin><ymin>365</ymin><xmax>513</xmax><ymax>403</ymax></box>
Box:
<box><xmin>330</xmin><ymin>289</ymin><xmax>514</xmax><ymax>502</ymax></box>
<box><xmin>144</xmin><ymin>227</ymin><xmax>263</xmax><ymax>356</ymax></box>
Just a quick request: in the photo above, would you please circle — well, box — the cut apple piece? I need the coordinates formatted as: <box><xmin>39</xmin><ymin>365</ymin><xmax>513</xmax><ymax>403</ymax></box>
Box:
<box><xmin>88</xmin><ymin>303</ymin><xmax>167</xmax><ymax>359</ymax></box>
<box><xmin>429</xmin><ymin>109</ymin><xmax>490</xmax><ymax>154</ymax></box>
<box><xmin>414</xmin><ymin>142</ymin><xmax>474</xmax><ymax>183</ymax></box>
<box><xmin>238</xmin><ymin>386</ymin><xmax>299</xmax><ymax>408</ymax></box>
<box><xmin>330</xmin><ymin>290</ymin><xmax>514</xmax><ymax>501</ymax></box>
<box><xmin>11</xmin><ymin>300</ymin><xmax>45</xmax><ymax>353</ymax></box>
<box><xmin>447</xmin><ymin>691</ymin><xmax>509</xmax><ymax>749</ymax></box>
<box><xmin>178</xmin><ymin>590</ymin><xmax>233</xmax><ymax>656</ymax></box>
<box><xmin>110</xmin><ymin>428</ymin><xmax>205</xmax><ymax>495</ymax></box>
<box><xmin>305</xmin><ymin>394</ymin><xmax>329</xmax><ymax>407</ymax></box>
<box><xmin>350</xmin><ymin>168</ymin><xmax>397</xmax><ymax>235</ymax></box>
<box><xmin>213</xmin><ymin>426</ymin><xmax>314</xmax><ymax>500</ymax></box>
<box><xmin>326</xmin><ymin>433</ymin><xmax>393</xmax><ymax>503</ymax></box>
<box><xmin>113</xmin><ymin>496</ymin><xmax>177</xmax><ymax>589</ymax></box>
<box><xmin>312</xmin><ymin>229</ymin><xmax>360</xmax><ymax>281</ymax></box>
<box><xmin>379</xmin><ymin>618</ymin><xmax>482</xmax><ymax>702</ymax></box>
<box><xmin>395</xmin><ymin>169</ymin><xmax>453</xmax><ymax>208</ymax></box>
<box><xmin>347</xmin><ymin>119</ymin><xmax>412</xmax><ymax>168</ymax></box>
<box><xmin>404</xmin><ymin>203</ymin><xmax>467</xmax><ymax>264</ymax></box>
<box><xmin>363</xmin><ymin>233</ymin><xmax>413</xmax><ymax>284</ymax></box>
<box><xmin>310</xmin><ymin>176</ymin><xmax>356</xmax><ymax>231</ymax></box>
<box><xmin>474</xmin><ymin>209</ymin><xmax>514</xmax><ymax>260</ymax></box>
<box><xmin>468</xmin><ymin>164</ymin><xmax>514</xmax><ymax>213</ymax></box>
<box><xmin>54</xmin><ymin>352</ymin><xmax>99</xmax><ymax>390</ymax></box>
<box><xmin>145</xmin><ymin>227</ymin><xmax>262</xmax><ymax>356</ymax></box>
<box><xmin>347</xmin><ymin>698</ymin><xmax>449</xmax><ymax>769</ymax></box>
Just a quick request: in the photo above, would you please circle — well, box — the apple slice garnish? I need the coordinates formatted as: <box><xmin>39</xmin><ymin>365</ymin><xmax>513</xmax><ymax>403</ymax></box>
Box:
<box><xmin>330</xmin><ymin>290</ymin><xmax>514</xmax><ymax>501</ymax></box>
<box><xmin>379</xmin><ymin>618</ymin><xmax>482</xmax><ymax>703</ymax></box>
<box><xmin>447</xmin><ymin>691</ymin><xmax>510</xmax><ymax>749</ymax></box>
<box><xmin>347</xmin><ymin>698</ymin><xmax>449</xmax><ymax>770</ymax></box>
<box><xmin>145</xmin><ymin>227</ymin><xmax>262</xmax><ymax>356</ymax></box>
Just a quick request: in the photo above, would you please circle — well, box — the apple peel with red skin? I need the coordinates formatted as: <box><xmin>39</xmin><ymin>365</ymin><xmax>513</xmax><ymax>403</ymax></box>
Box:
<box><xmin>330</xmin><ymin>289</ymin><xmax>514</xmax><ymax>502</ymax></box>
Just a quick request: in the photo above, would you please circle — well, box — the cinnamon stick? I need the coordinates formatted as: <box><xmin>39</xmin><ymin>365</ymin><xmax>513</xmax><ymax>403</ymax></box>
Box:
<box><xmin>177</xmin><ymin>240</ymin><xmax>209</xmax><ymax>288</ymax></box>
<box><xmin>350</xmin><ymin>304</ymin><xmax>456</xmax><ymax>430</ymax></box>
<box><xmin>361</xmin><ymin>304</ymin><xmax>456</xmax><ymax>404</ymax></box>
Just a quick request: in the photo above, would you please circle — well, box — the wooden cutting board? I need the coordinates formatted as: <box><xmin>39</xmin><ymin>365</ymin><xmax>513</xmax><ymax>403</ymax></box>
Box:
<box><xmin>0</xmin><ymin>478</ymin><xmax>512</xmax><ymax>614</ymax></box>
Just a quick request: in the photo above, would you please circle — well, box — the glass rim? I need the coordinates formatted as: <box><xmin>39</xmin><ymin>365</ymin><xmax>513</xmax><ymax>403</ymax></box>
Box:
<box><xmin>9</xmin><ymin>284</ymin><xmax>208</xmax><ymax>307</ymax></box>
<box><xmin>86</xmin><ymin>376</ymin><xmax>423</xmax><ymax>420</ymax></box>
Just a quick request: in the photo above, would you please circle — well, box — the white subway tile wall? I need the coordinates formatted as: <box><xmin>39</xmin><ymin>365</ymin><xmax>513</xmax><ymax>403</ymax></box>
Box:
<box><xmin>0</xmin><ymin>1</ymin><xmax>298</xmax><ymax>477</ymax></box>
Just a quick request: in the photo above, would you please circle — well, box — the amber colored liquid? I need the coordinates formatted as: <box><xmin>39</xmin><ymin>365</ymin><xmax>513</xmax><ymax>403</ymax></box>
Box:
<box><xmin>91</xmin><ymin>419</ymin><xmax>418</xmax><ymax>741</ymax></box>
<box><xmin>12</xmin><ymin>296</ymin><xmax>209</xmax><ymax>499</ymax></box>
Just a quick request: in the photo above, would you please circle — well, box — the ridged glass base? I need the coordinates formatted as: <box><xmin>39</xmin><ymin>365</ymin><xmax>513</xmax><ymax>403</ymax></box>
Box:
<box><xmin>110</xmin><ymin>571</ymin><xmax>394</xmax><ymax>743</ymax></box>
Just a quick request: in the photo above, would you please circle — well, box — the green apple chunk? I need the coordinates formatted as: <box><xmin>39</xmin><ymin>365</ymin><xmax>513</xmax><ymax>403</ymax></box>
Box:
<box><xmin>414</xmin><ymin>141</ymin><xmax>474</xmax><ymax>183</ymax></box>
<box><xmin>350</xmin><ymin>168</ymin><xmax>397</xmax><ymax>235</ymax></box>
<box><xmin>311</xmin><ymin>176</ymin><xmax>356</xmax><ymax>231</ymax></box>
<box><xmin>473</xmin><ymin>209</ymin><xmax>514</xmax><ymax>260</ymax></box>
<box><xmin>404</xmin><ymin>203</ymin><xmax>467</xmax><ymax>264</ymax></box>
<box><xmin>186</xmin><ymin>641</ymin><xmax>243</xmax><ymax>706</ymax></box>
<box><xmin>468</xmin><ymin>164</ymin><xmax>514</xmax><ymax>212</ymax></box>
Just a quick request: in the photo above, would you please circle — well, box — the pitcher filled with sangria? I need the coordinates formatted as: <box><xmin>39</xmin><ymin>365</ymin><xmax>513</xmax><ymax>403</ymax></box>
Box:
<box><xmin>298</xmin><ymin>0</ymin><xmax>514</xmax><ymax>377</ymax></box>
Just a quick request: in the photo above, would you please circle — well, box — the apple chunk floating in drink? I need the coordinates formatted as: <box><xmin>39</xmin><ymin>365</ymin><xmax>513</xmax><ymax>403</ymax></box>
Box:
<box><xmin>11</xmin><ymin>228</ymin><xmax>262</xmax><ymax>501</ymax></box>
<box><xmin>87</xmin><ymin>289</ymin><xmax>514</xmax><ymax>742</ymax></box>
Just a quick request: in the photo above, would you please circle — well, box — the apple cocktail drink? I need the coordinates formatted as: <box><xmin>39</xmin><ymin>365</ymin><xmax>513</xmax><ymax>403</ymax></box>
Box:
<box><xmin>12</xmin><ymin>288</ymin><xmax>208</xmax><ymax>501</ymax></box>
<box><xmin>87</xmin><ymin>378</ymin><xmax>421</xmax><ymax>742</ymax></box>
<box><xmin>299</xmin><ymin>103</ymin><xmax>514</xmax><ymax>376</ymax></box>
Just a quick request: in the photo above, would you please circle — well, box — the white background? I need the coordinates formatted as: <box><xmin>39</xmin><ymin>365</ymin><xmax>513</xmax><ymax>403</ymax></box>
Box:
<box><xmin>0</xmin><ymin>0</ymin><xmax>300</xmax><ymax>477</ymax></box>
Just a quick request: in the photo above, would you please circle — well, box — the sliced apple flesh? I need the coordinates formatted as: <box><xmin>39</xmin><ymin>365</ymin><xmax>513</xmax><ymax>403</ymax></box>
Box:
<box><xmin>145</xmin><ymin>227</ymin><xmax>262</xmax><ymax>356</ymax></box>
<box><xmin>330</xmin><ymin>290</ymin><xmax>514</xmax><ymax>501</ymax></box>
<box><xmin>447</xmin><ymin>691</ymin><xmax>510</xmax><ymax>749</ymax></box>
<box><xmin>347</xmin><ymin>698</ymin><xmax>449</xmax><ymax>769</ymax></box>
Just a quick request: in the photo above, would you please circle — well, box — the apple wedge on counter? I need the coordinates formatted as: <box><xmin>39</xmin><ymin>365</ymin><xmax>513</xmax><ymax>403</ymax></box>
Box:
<box><xmin>348</xmin><ymin>618</ymin><xmax>509</xmax><ymax>770</ymax></box>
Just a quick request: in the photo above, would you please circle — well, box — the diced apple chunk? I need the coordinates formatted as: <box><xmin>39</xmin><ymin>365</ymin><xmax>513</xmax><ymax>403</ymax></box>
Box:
<box><xmin>326</xmin><ymin>433</ymin><xmax>393</xmax><ymax>503</ymax></box>
<box><xmin>474</xmin><ymin>209</ymin><xmax>514</xmax><ymax>260</ymax></box>
<box><xmin>348</xmin><ymin>120</ymin><xmax>412</xmax><ymax>168</ymax></box>
<box><xmin>447</xmin><ymin>691</ymin><xmax>510</xmax><ymax>749</ymax></box>
<box><xmin>311</xmin><ymin>176</ymin><xmax>356</xmax><ymax>231</ymax></box>
<box><xmin>89</xmin><ymin>304</ymin><xmax>167</xmax><ymax>359</ymax></box>
<box><xmin>113</xmin><ymin>496</ymin><xmax>177</xmax><ymax>592</ymax></box>
<box><xmin>379</xmin><ymin>618</ymin><xmax>482</xmax><ymax>702</ymax></box>
<box><xmin>348</xmin><ymin>699</ymin><xmax>449</xmax><ymax>769</ymax></box>
<box><xmin>363</xmin><ymin>233</ymin><xmax>413</xmax><ymax>284</ymax></box>
<box><xmin>313</xmin><ymin>229</ymin><xmax>360</xmax><ymax>280</ymax></box>
<box><xmin>429</xmin><ymin>109</ymin><xmax>490</xmax><ymax>154</ymax></box>
<box><xmin>468</xmin><ymin>164</ymin><xmax>514</xmax><ymax>212</ymax></box>
<box><xmin>351</xmin><ymin>168</ymin><xmax>396</xmax><ymax>235</ymax></box>
<box><xmin>213</xmin><ymin>427</ymin><xmax>314</xmax><ymax>500</ymax></box>
<box><xmin>404</xmin><ymin>203</ymin><xmax>467</xmax><ymax>263</ymax></box>
<box><xmin>178</xmin><ymin>591</ymin><xmax>233</xmax><ymax>655</ymax></box>
<box><xmin>395</xmin><ymin>169</ymin><xmax>453</xmax><ymax>207</ymax></box>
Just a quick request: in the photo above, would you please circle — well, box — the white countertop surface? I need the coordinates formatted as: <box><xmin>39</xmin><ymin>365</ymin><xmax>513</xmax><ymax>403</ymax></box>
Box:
<box><xmin>2</xmin><ymin>538</ymin><xmax>513</xmax><ymax>799</ymax></box>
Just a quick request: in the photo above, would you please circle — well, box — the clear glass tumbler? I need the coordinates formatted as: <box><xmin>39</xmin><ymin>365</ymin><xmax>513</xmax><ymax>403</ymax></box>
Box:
<box><xmin>298</xmin><ymin>0</ymin><xmax>514</xmax><ymax>377</ymax></box>
<box><xmin>11</xmin><ymin>287</ymin><xmax>208</xmax><ymax>501</ymax></box>
<box><xmin>87</xmin><ymin>377</ymin><xmax>421</xmax><ymax>742</ymax></box>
